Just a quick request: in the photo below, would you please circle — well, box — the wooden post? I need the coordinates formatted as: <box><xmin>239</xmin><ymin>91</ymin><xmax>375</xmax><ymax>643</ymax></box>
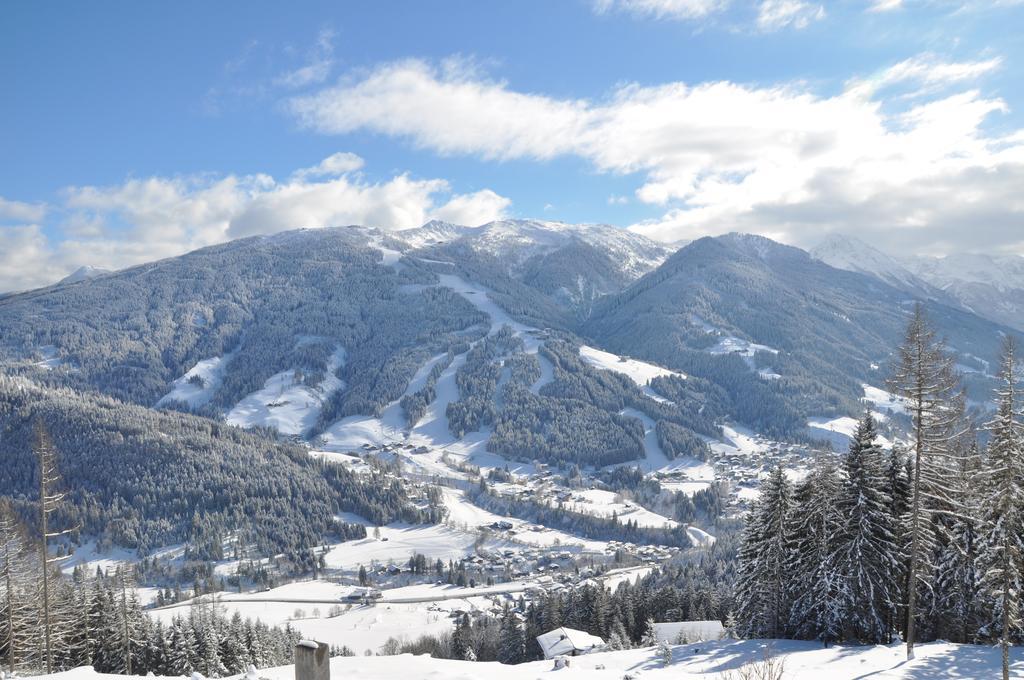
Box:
<box><xmin>295</xmin><ymin>640</ymin><xmax>330</xmax><ymax>680</ymax></box>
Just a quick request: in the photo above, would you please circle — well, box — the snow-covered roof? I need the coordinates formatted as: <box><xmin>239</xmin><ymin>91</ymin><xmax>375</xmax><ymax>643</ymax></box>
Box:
<box><xmin>653</xmin><ymin>620</ymin><xmax>725</xmax><ymax>644</ymax></box>
<box><xmin>536</xmin><ymin>627</ymin><xmax>606</xmax><ymax>658</ymax></box>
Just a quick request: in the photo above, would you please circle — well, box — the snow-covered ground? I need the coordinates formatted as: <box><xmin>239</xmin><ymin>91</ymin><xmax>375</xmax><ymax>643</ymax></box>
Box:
<box><xmin>562</xmin><ymin>488</ymin><xmax>679</xmax><ymax>530</ymax></box>
<box><xmin>33</xmin><ymin>345</ymin><xmax>63</xmax><ymax>370</ymax></box>
<box><xmin>321</xmin><ymin>523</ymin><xmax>489</xmax><ymax>571</ymax></box>
<box><xmin>41</xmin><ymin>638</ymin><xmax>1023</xmax><ymax>679</ymax></box>
<box><xmin>440</xmin><ymin>488</ymin><xmax>608</xmax><ymax>551</ymax></box>
<box><xmin>155</xmin><ymin>352</ymin><xmax>234</xmax><ymax>408</ymax></box>
<box><xmin>862</xmin><ymin>383</ymin><xmax>908</xmax><ymax>415</ymax></box>
<box><xmin>578</xmin><ymin>345</ymin><xmax>684</xmax><ymax>403</ymax></box>
<box><xmin>225</xmin><ymin>346</ymin><xmax>346</xmax><ymax>436</ymax></box>
<box><xmin>616</xmin><ymin>407</ymin><xmax>712</xmax><ymax>478</ymax></box>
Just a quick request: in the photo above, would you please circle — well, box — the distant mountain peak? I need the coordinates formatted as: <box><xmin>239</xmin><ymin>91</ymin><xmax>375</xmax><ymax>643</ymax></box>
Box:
<box><xmin>809</xmin><ymin>232</ymin><xmax>927</xmax><ymax>291</ymax></box>
<box><xmin>59</xmin><ymin>265</ymin><xmax>111</xmax><ymax>285</ymax></box>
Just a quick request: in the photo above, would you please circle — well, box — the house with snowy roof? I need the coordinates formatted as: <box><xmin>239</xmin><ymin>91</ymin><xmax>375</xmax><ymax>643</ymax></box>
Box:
<box><xmin>536</xmin><ymin>627</ymin><xmax>606</xmax><ymax>659</ymax></box>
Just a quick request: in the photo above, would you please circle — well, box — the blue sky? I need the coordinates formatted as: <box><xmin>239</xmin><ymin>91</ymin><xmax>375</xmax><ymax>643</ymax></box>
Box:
<box><xmin>2</xmin><ymin>0</ymin><xmax>1023</xmax><ymax>290</ymax></box>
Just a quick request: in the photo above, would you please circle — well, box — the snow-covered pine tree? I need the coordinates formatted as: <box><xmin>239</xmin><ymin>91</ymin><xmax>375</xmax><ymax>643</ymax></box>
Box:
<box><xmin>884</xmin><ymin>444</ymin><xmax>912</xmax><ymax>639</ymax></box>
<box><xmin>735</xmin><ymin>464</ymin><xmax>792</xmax><ymax>639</ymax></box>
<box><xmin>497</xmin><ymin>606</ymin><xmax>525</xmax><ymax>664</ymax></box>
<box><xmin>932</xmin><ymin>434</ymin><xmax>982</xmax><ymax>643</ymax></box>
<box><xmin>888</xmin><ymin>304</ymin><xmax>963</xmax><ymax>659</ymax></box>
<box><xmin>169</xmin><ymin>618</ymin><xmax>195</xmax><ymax>675</ymax></box>
<box><xmin>978</xmin><ymin>337</ymin><xmax>1024</xmax><ymax>680</ymax></box>
<box><xmin>785</xmin><ymin>453</ymin><xmax>844</xmax><ymax>643</ymax></box>
<box><xmin>834</xmin><ymin>413</ymin><xmax>900</xmax><ymax>643</ymax></box>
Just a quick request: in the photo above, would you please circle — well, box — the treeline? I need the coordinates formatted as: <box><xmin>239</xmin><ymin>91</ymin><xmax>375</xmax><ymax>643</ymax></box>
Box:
<box><xmin>595</xmin><ymin>466</ymin><xmax>727</xmax><ymax>526</ymax></box>
<box><xmin>393</xmin><ymin>557</ymin><xmax>734</xmax><ymax>663</ymax></box>
<box><xmin>0</xmin><ymin>229</ymin><xmax>489</xmax><ymax>418</ymax></box>
<box><xmin>446</xmin><ymin>327</ymin><xmax>524</xmax><ymax>437</ymax></box>
<box><xmin>0</xmin><ymin>377</ymin><xmax>429</xmax><ymax>558</ymax></box>
<box><xmin>736</xmin><ymin>307</ymin><xmax>1024</xmax><ymax>679</ymax></box>
<box><xmin>0</xmin><ymin>554</ymin><xmax>298</xmax><ymax>677</ymax></box>
<box><xmin>467</xmin><ymin>480</ymin><xmax>692</xmax><ymax>548</ymax></box>
<box><xmin>400</xmin><ymin>349</ymin><xmax>460</xmax><ymax>427</ymax></box>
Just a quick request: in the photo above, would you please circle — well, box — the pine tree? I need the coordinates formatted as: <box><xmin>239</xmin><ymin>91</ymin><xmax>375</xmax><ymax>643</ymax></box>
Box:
<box><xmin>933</xmin><ymin>437</ymin><xmax>982</xmax><ymax>643</ymax></box>
<box><xmin>786</xmin><ymin>454</ymin><xmax>844</xmax><ymax>643</ymax></box>
<box><xmin>884</xmin><ymin>444</ymin><xmax>912</xmax><ymax>639</ymax></box>
<box><xmin>170</xmin><ymin>618</ymin><xmax>196</xmax><ymax>675</ymax></box>
<box><xmin>497</xmin><ymin>607</ymin><xmax>525</xmax><ymax>664</ymax></box>
<box><xmin>833</xmin><ymin>414</ymin><xmax>900</xmax><ymax>643</ymax></box>
<box><xmin>888</xmin><ymin>304</ymin><xmax>962</xmax><ymax>659</ymax></box>
<box><xmin>735</xmin><ymin>465</ymin><xmax>792</xmax><ymax>639</ymax></box>
<box><xmin>978</xmin><ymin>337</ymin><xmax>1024</xmax><ymax>680</ymax></box>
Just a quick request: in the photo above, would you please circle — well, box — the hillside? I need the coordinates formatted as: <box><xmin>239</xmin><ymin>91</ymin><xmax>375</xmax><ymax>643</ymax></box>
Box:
<box><xmin>34</xmin><ymin>638</ymin><xmax>1024</xmax><ymax>680</ymax></box>
<box><xmin>583</xmin><ymin>233</ymin><xmax>1015</xmax><ymax>435</ymax></box>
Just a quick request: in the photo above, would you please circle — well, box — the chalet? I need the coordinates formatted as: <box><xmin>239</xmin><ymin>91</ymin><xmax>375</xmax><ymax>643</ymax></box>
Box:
<box><xmin>536</xmin><ymin>627</ymin><xmax>605</xmax><ymax>660</ymax></box>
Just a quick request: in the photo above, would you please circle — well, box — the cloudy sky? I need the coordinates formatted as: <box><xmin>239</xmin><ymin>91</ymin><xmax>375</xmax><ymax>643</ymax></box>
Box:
<box><xmin>2</xmin><ymin>0</ymin><xmax>1023</xmax><ymax>292</ymax></box>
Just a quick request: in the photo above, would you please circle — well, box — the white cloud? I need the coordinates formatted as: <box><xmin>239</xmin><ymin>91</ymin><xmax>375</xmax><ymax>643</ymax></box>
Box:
<box><xmin>431</xmin><ymin>189</ymin><xmax>512</xmax><ymax>226</ymax></box>
<box><xmin>756</xmin><ymin>0</ymin><xmax>825</xmax><ymax>31</ymax></box>
<box><xmin>592</xmin><ymin>0</ymin><xmax>727</xmax><ymax>20</ymax></box>
<box><xmin>846</xmin><ymin>54</ymin><xmax>1003</xmax><ymax>98</ymax></box>
<box><xmin>0</xmin><ymin>225</ymin><xmax>64</xmax><ymax>292</ymax></box>
<box><xmin>0</xmin><ymin>197</ymin><xmax>47</xmax><ymax>223</ymax></box>
<box><xmin>866</xmin><ymin>0</ymin><xmax>901</xmax><ymax>11</ymax></box>
<box><xmin>289</xmin><ymin>59</ymin><xmax>589</xmax><ymax>161</ymax></box>
<box><xmin>273</xmin><ymin>28</ymin><xmax>335</xmax><ymax>88</ymax></box>
<box><xmin>287</xmin><ymin>54</ymin><xmax>1024</xmax><ymax>255</ymax></box>
<box><xmin>0</xmin><ymin>155</ymin><xmax>511</xmax><ymax>291</ymax></box>
<box><xmin>292</xmin><ymin>151</ymin><xmax>365</xmax><ymax>179</ymax></box>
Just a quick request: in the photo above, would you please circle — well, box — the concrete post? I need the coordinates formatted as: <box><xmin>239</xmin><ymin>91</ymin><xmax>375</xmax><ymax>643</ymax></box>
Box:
<box><xmin>295</xmin><ymin>639</ymin><xmax>330</xmax><ymax>680</ymax></box>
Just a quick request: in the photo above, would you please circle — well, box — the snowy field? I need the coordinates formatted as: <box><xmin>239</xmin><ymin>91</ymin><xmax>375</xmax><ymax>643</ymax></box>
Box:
<box><xmin>155</xmin><ymin>352</ymin><xmax>234</xmax><ymax>408</ymax></box>
<box><xmin>39</xmin><ymin>638</ymin><xmax>1022</xmax><ymax>679</ymax></box>
<box><xmin>225</xmin><ymin>346</ymin><xmax>346</xmax><ymax>436</ymax></box>
<box><xmin>440</xmin><ymin>488</ymin><xmax>609</xmax><ymax>551</ymax></box>
<box><xmin>578</xmin><ymin>345</ymin><xmax>684</xmax><ymax>403</ymax></box>
<box><xmin>561</xmin><ymin>488</ymin><xmax>679</xmax><ymax>529</ymax></box>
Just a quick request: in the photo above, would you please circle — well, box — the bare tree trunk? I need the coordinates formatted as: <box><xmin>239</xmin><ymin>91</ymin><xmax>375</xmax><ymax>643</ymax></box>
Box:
<box><xmin>906</xmin><ymin>374</ymin><xmax>924</xmax><ymax>660</ymax></box>
<box><xmin>39</xmin><ymin>449</ymin><xmax>53</xmax><ymax>675</ymax></box>
<box><xmin>1002</xmin><ymin>565</ymin><xmax>1010</xmax><ymax>680</ymax></box>
<box><xmin>120</xmin><ymin>571</ymin><xmax>132</xmax><ymax>675</ymax></box>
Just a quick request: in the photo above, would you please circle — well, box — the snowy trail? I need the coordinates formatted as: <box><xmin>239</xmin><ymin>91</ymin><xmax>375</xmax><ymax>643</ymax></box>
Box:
<box><xmin>617</xmin><ymin>407</ymin><xmax>709</xmax><ymax>475</ymax></box>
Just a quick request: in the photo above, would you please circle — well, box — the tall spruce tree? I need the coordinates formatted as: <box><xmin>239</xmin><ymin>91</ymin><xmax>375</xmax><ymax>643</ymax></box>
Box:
<box><xmin>885</xmin><ymin>444</ymin><xmax>912</xmax><ymax>639</ymax></box>
<box><xmin>978</xmin><ymin>337</ymin><xmax>1024</xmax><ymax>680</ymax></box>
<box><xmin>735</xmin><ymin>464</ymin><xmax>792</xmax><ymax>639</ymax></box>
<box><xmin>888</xmin><ymin>304</ymin><xmax>962</xmax><ymax>659</ymax></box>
<box><xmin>834</xmin><ymin>414</ymin><xmax>900</xmax><ymax>643</ymax></box>
<box><xmin>786</xmin><ymin>454</ymin><xmax>844</xmax><ymax>643</ymax></box>
<box><xmin>933</xmin><ymin>437</ymin><xmax>982</xmax><ymax>643</ymax></box>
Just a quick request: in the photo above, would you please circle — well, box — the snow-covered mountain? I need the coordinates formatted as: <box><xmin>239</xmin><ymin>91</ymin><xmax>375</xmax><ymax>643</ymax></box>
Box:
<box><xmin>809</xmin><ymin>233</ymin><xmax>940</xmax><ymax>298</ymax></box>
<box><xmin>396</xmin><ymin>218</ymin><xmax>672</xmax><ymax>281</ymax></box>
<box><xmin>898</xmin><ymin>252</ymin><xmax>1024</xmax><ymax>331</ymax></box>
<box><xmin>59</xmin><ymin>264</ymin><xmax>112</xmax><ymax>285</ymax></box>
<box><xmin>811</xmin><ymin>232</ymin><xmax>1024</xmax><ymax>332</ymax></box>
